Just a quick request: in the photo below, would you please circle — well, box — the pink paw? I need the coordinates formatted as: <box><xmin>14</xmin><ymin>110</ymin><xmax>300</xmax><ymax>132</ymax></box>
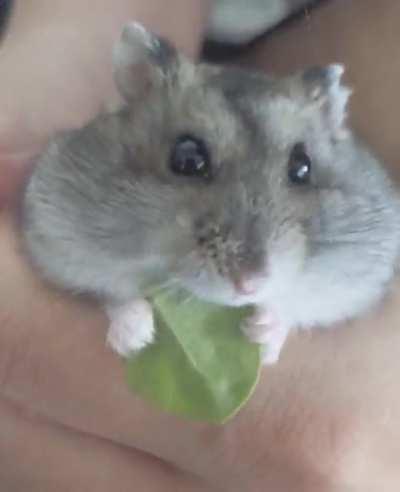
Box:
<box><xmin>241</xmin><ymin>308</ymin><xmax>289</xmax><ymax>365</ymax></box>
<box><xmin>106</xmin><ymin>299</ymin><xmax>154</xmax><ymax>357</ymax></box>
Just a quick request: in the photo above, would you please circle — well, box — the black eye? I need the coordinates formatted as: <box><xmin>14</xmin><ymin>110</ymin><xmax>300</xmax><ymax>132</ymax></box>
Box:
<box><xmin>170</xmin><ymin>135</ymin><xmax>211</xmax><ymax>180</ymax></box>
<box><xmin>288</xmin><ymin>143</ymin><xmax>312</xmax><ymax>185</ymax></box>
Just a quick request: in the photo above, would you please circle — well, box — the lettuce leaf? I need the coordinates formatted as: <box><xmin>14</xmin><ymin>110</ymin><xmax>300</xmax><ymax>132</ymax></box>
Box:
<box><xmin>126</xmin><ymin>291</ymin><xmax>261</xmax><ymax>423</ymax></box>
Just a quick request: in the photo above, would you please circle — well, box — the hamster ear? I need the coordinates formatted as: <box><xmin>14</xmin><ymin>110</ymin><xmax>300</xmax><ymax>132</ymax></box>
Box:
<box><xmin>113</xmin><ymin>22</ymin><xmax>180</xmax><ymax>101</ymax></box>
<box><xmin>302</xmin><ymin>64</ymin><xmax>352</xmax><ymax>137</ymax></box>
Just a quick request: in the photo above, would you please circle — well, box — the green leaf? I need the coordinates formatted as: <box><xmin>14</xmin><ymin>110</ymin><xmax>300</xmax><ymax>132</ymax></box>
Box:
<box><xmin>125</xmin><ymin>291</ymin><xmax>261</xmax><ymax>424</ymax></box>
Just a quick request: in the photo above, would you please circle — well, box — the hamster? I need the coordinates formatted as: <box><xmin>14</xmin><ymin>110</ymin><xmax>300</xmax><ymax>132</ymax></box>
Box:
<box><xmin>21</xmin><ymin>22</ymin><xmax>400</xmax><ymax>364</ymax></box>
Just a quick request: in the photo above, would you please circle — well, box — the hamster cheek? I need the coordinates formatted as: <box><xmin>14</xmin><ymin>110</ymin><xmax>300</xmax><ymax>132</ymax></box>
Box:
<box><xmin>268</xmin><ymin>227</ymin><xmax>308</xmax><ymax>287</ymax></box>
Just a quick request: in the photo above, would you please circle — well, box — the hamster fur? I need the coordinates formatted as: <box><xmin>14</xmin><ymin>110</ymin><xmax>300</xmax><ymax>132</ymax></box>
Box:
<box><xmin>22</xmin><ymin>23</ymin><xmax>400</xmax><ymax>363</ymax></box>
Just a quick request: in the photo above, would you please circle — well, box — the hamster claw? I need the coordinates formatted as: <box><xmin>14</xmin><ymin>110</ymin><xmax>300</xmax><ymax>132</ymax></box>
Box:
<box><xmin>241</xmin><ymin>308</ymin><xmax>279</xmax><ymax>343</ymax></box>
<box><xmin>241</xmin><ymin>308</ymin><xmax>289</xmax><ymax>365</ymax></box>
<box><xmin>106</xmin><ymin>298</ymin><xmax>155</xmax><ymax>357</ymax></box>
<box><xmin>260</xmin><ymin>342</ymin><xmax>285</xmax><ymax>365</ymax></box>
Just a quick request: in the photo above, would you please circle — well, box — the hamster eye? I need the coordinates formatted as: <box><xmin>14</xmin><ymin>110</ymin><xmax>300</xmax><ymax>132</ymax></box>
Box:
<box><xmin>170</xmin><ymin>135</ymin><xmax>211</xmax><ymax>180</ymax></box>
<box><xmin>288</xmin><ymin>142</ymin><xmax>311</xmax><ymax>185</ymax></box>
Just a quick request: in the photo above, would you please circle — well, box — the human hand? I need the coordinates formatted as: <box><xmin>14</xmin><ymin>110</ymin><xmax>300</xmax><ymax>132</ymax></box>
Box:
<box><xmin>3</xmin><ymin>208</ymin><xmax>400</xmax><ymax>492</ymax></box>
<box><xmin>2</xmin><ymin>1</ymin><xmax>400</xmax><ymax>491</ymax></box>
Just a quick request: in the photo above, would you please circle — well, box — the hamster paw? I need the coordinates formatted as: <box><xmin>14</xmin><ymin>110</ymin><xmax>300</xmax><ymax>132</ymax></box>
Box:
<box><xmin>241</xmin><ymin>308</ymin><xmax>289</xmax><ymax>365</ymax></box>
<box><xmin>106</xmin><ymin>299</ymin><xmax>155</xmax><ymax>357</ymax></box>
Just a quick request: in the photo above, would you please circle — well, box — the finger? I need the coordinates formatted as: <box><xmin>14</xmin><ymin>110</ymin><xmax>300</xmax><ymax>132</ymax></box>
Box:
<box><xmin>0</xmin><ymin>397</ymin><xmax>209</xmax><ymax>492</ymax></box>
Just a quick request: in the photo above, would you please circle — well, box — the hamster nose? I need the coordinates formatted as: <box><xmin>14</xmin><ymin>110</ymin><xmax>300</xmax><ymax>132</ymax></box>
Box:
<box><xmin>232</xmin><ymin>274</ymin><xmax>261</xmax><ymax>296</ymax></box>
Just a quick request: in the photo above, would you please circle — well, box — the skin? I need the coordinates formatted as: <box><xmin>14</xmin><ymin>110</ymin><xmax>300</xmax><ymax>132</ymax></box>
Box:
<box><xmin>1</xmin><ymin>0</ymin><xmax>400</xmax><ymax>490</ymax></box>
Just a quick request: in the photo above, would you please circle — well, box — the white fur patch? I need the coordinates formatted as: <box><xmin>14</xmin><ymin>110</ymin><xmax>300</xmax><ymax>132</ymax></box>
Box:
<box><xmin>241</xmin><ymin>306</ymin><xmax>290</xmax><ymax>364</ymax></box>
<box><xmin>106</xmin><ymin>298</ymin><xmax>154</xmax><ymax>357</ymax></box>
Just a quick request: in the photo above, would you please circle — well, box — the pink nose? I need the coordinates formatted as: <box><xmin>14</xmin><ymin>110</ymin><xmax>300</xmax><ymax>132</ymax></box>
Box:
<box><xmin>233</xmin><ymin>275</ymin><xmax>259</xmax><ymax>296</ymax></box>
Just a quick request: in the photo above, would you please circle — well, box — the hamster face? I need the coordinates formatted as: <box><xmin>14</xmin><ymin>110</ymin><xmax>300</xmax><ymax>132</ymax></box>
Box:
<box><xmin>24</xmin><ymin>23</ymin><xmax>400</xmax><ymax>314</ymax></box>
<box><xmin>111</xmin><ymin>25</ymin><xmax>361</xmax><ymax>305</ymax></box>
<box><xmin>22</xmin><ymin>24</ymin><xmax>400</xmax><ymax>366</ymax></box>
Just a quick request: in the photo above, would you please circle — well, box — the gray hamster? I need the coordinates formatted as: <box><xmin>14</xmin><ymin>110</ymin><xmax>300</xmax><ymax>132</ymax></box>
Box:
<box><xmin>22</xmin><ymin>22</ymin><xmax>400</xmax><ymax>364</ymax></box>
